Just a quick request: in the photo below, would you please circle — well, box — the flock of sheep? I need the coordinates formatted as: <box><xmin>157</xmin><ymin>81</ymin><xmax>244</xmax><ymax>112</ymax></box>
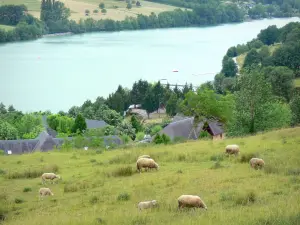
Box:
<box><xmin>37</xmin><ymin>144</ymin><xmax>265</xmax><ymax>211</ymax></box>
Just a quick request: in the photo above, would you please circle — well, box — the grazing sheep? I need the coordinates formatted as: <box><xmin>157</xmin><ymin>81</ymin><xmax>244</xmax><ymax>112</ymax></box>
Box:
<box><xmin>138</xmin><ymin>155</ymin><xmax>151</xmax><ymax>160</ymax></box>
<box><xmin>41</xmin><ymin>172</ymin><xmax>61</xmax><ymax>184</ymax></box>
<box><xmin>39</xmin><ymin>187</ymin><xmax>54</xmax><ymax>199</ymax></box>
<box><xmin>136</xmin><ymin>158</ymin><xmax>159</xmax><ymax>173</ymax></box>
<box><xmin>225</xmin><ymin>144</ymin><xmax>240</xmax><ymax>156</ymax></box>
<box><xmin>178</xmin><ymin>195</ymin><xmax>207</xmax><ymax>210</ymax></box>
<box><xmin>250</xmin><ymin>158</ymin><xmax>265</xmax><ymax>169</ymax></box>
<box><xmin>137</xmin><ymin>200</ymin><xmax>158</xmax><ymax>211</ymax></box>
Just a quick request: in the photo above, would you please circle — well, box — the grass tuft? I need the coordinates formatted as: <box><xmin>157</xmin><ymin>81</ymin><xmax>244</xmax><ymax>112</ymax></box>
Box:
<box><xmin>117</xmin><ymin>192</ymin><xmax>130</xmax><ymax>201</ymax></box>
<box><xmin>112</xmin><ymin>166</ymin><xmax>134</xmax><ymax>177</ymax></box>
<box><xmin>23</xmin><ymin>187</ymin><xmax>32</xmax><ymax>193</ymax></box>
<box><xmin>235</xmin><ymin>191</ymin><xmax>256</xmax><ymax>206</ymax></box>
<box><xmin>240</xmin><ymin>153</ymin><xmax>260</xmax><ymax>163</ymax></box>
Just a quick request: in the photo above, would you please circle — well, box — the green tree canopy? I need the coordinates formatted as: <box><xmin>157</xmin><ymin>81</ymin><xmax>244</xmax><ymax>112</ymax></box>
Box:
<box><xmin>179</xmin><ymin>88</ymin><xmax>234</xmax><ymax>124</ymax></box>
<box><xmin>72</xmin><ymin>114</ymin><xmax>87</xmax><ymax>134</ymax></box>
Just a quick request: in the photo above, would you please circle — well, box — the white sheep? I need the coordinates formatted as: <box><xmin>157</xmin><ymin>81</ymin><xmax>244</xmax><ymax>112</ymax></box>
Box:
<box><xmin>178</xmin><ymin>195</ymin><xmax>207</xmax><ymax>210</ymax></box>
<box><xmin>225</xmin><ymin>144</ymin><xmax>240</xmax><ymax>156</ymax></box>
<box><xmin>137</xmin><ymin>200</ymin><xmax>158</xmax><ymax>211</ymax></box>
<box><xmin>138</xmin><ymin>155</ymin><xmax>151</xmax><ymax>160</ymax></box>
<box><xmin>39</xmin><ymin>187</ymin><xmax>54</xmax><ymax>200</ymax></box>
<box><xmin>136</xmin><ymin>158</ymin><xmax>159</xmax><ymax>173</ymax></box>
<box><xmin>249</xmin><ymin>158</ymin><xmax>265</xmax><ymax>169</ymax></box>
<box><xmin>41</xmin><ymin>172</ymin><xmax>61</xmax><ymax>184</ymax></box>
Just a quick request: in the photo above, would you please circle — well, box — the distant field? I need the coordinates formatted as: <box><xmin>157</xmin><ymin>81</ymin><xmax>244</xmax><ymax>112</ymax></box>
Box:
<box><xmin>0</xmin><ymin>24</ymin><xmax>15</xmax><ymax>31</ymax></box>
<box><xmin>295</xmin><ymin>78</ymin><xmax>300</xmax><ymax>88</ymax></box>
<box><xmin>0</xmin><ymin>0</ymin><xmax>180</xmax><ymax>21</ymax></box>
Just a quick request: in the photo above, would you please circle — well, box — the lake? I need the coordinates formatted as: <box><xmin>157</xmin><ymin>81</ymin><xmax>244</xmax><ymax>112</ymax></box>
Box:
<box><xmin>1</xmin><ymin>17</ymin><xmax>300</xmax><ymax>113</ymax></box>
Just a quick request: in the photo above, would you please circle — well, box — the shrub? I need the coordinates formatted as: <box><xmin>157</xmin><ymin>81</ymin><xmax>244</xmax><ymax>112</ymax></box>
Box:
<box><xmin>136</xmin><ymin>132</ymin><xmax>145</xmax><ymax>141</ymax></box>
<box><xmin>23</xmin><ymin>187</ymin><xmax>32</xmax><ymax>192</ymax></box>
<box><xmin>240</xmin><ymin>153</ymin><xmax>260</xmax><ymax>163</ymax></box>
<box><xmin>235</xmin><ymin>191</ymin><xmax>256</xmax><ymax>205</ymax></box>
<box><xmin>117</xmin><ymin>192</ymin><xmax>130</xmax><ymax>201</ymax></box>
<box><xmin>0</xmin><ymin>150</ymin><xmax>4</xmax><ymax>156</ymax></box>
<box><xmin>0</xmin><ymin>169</ymin><xmax>6</xmax><ymax>175</ymax></box>
<box><xmin>153</xmin><ymin>134</ymin><xmax>163</xmax><ymax>144</ymax></box>
<box><xmin>112</xmin><ymin>166</ymin><xmax>133</xmax><ymax>177</ymax></box>
<box><xmin>95</xmin><ymin>149</ymin><xmax>103</xmax><ymax>154</ymax></box>
<box><xmin>177</xmin><ymin>153</ymin><xmax>186</xmax><ymax>161</ymax></box>
<box><xmin>90</xmin><ymin>137</ymin><xmax>104</xmax><ymax>148</ymax></box>
<box><xmin>90</xmin><ymin>196</ymin><xmax>99</xmax><ymax>204</ymax></box>
<box><xmin>121</xmin><ymin>134</ymin><xmax>131</xmax><ymax>144</ymax></box>
<box><xmin>85</xmin><ymin>9</ymin><xmax>90</xmax><ymax>14</ymax></box>
<box><xmin>161</xmin><ymin>133</ymin><xmax>171</xmax><ymax>144</ymax></box>
<box><xmin>90</xmin><ymin>159</ymin><xmax>97</xmax><ymax>163</ymax></box>
<box><xmin>151</xmin><ymin>125</ymin><xmax>162</xmax><ymax>136</ymax></box>
<box><xmin>14</xmin><ymin>198</ymin><xmax>24</xmax><ymax>204</ymax></box>
<box><xmin>199</xmin><ymin>130</ymin><xmax>210</xmax><ymax>139</ymax></box>
<box><xmin>101</xmin><ymin>8</ymin><xmax>107</xmax><ymax>13</ymax></box>
<box><xmin>99</xmin><ymin>3</ymin><xmax>105</xmax><ymax>9</ymax></box>
<box><xmin>93</xmin><ymin>9</ymin><xmax>99</xmax><ymax>13</ymax></box>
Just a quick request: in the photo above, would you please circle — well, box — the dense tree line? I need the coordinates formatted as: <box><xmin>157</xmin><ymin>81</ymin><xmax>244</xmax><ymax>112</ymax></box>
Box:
<box><xmin>0</xmin><ymin>104</ymin><xmax>44</xmax><ymax>140</ymax></box>
<box><xmin>0</xmin><ymin>5</ymin><xmax>46</xmax><ymax>43</ymax></box>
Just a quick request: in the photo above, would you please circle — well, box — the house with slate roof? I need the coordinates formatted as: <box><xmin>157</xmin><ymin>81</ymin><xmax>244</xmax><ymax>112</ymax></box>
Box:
<box><xmin>159</xmin><ymin>115</ymin><xmax>224</xmax><ymax>141</ymax></box>
<box><xmin>0</xmin><ymin>117</ymin><xmax>120</xmax><ymax>155</ymax></box>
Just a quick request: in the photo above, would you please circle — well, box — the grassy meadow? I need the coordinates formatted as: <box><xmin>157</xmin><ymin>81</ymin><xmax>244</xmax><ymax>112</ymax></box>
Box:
<box><xmin>0</xmin><ymin>0</ymin><xmax>179</xmax><ymax>21</ymax></box>
<box><xmin>1</xmin><ymin>127</ymin><xmax>300</xmax><ymax>225</ymax></box>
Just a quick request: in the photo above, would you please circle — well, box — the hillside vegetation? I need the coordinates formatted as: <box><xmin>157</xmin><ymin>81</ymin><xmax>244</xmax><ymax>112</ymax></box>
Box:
<box><xmin>1</xmin><ymin>127</ymin><xmax>300</xmax><ymax>225</ymax></box>
<box><xmin>236</xmin><ymin>44</ymin><xmax>281</xmax><ymax>69</ymax></box>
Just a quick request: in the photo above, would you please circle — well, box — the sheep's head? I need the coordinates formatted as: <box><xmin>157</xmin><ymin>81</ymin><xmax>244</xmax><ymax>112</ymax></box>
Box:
<box><xmin>56</xmin><ymin>175</ymin><xmax>61</xmax><ymax>179</ymax></box>
<box><xmin>151</xmin><ymin>200</ymin><xmax>158</xmax><ymax>206</ymax></box>
<box><xmin>50</xmin><ymin>192</ymin><xmax>54</xmax><ymax>196</ymax></box>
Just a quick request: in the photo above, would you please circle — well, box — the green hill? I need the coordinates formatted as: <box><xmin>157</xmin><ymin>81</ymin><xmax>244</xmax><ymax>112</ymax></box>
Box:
<box><xmin>1</xmin><ymin>127</ymin><xmax>300</xmax><ymax>225</ymax></box>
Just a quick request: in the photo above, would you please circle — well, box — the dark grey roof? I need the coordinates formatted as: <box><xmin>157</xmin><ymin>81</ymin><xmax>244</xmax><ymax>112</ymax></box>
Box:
<box><xmin>159</xmin><ymin>117</ymin><xmax>224</xmax><ymax>141</ymax></box>
<box><xmin>159</xmin><ymin>117</ymin><xmax>203</xmax><ymax>141</ymax></box>
<box><xmin>0</xmin><ymin>139</ymin><xmax>39</xmax><ymax>154</ymax></box>
<box><xmin>208</xmin><ymin>121</ymin><xmax>223</xmax><ymax>136</ymax></box>
<box><xmin>85</xmin><ymin>119</ymin><xmax>108</xmax><ymax>129</ymax></box>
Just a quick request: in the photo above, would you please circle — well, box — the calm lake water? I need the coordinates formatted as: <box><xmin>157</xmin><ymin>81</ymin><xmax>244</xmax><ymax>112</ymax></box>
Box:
<box><xmin>1</xmin><ymin>17</ymin><xmax>300</xmax><ymax>113</ymax></box>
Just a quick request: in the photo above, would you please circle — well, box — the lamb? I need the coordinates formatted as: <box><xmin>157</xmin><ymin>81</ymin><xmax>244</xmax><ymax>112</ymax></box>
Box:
<box><xmin>138</xmin><ymin>155</ymin><xmax>151</xmax><ymax>159</ymax></box>
<box><xmin>249</xmin><ymin>158</ymin><xmax>265</xmax><ymax>169</ymax></box>
<box><xmin>225</xmin><ymin>144</ymin><xmax>240</xmax><ymax>156</ymax></box>
<box><xmin>177</xmin><ymin>195</ymin><xmax>207</xmax><ymax>210</ymax></box>
<box><xmin>39</xmin><ymin>187</ymin><xmax>54</xmax><ymax>199</ymax></box>
<box><xmin>136</xmin><ymin>158</ymin><xmax>159</xmax><ymax>173</ymax></box>
<box><xmin>137</xmin><ymin>200</ymin><xmax>158</xmax><ymax>211</ymax></box>
<box><xmin>41</xmin><ymin>172</ymin><xmax>61</xmax><ymax>184</ymax></box>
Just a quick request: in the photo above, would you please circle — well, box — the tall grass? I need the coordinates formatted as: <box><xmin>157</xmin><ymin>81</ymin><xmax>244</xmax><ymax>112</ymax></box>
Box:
<box><xmin>6</xmin><ymin>164</ymin><xmax>59</xmax><ymax>179</ymax></box>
